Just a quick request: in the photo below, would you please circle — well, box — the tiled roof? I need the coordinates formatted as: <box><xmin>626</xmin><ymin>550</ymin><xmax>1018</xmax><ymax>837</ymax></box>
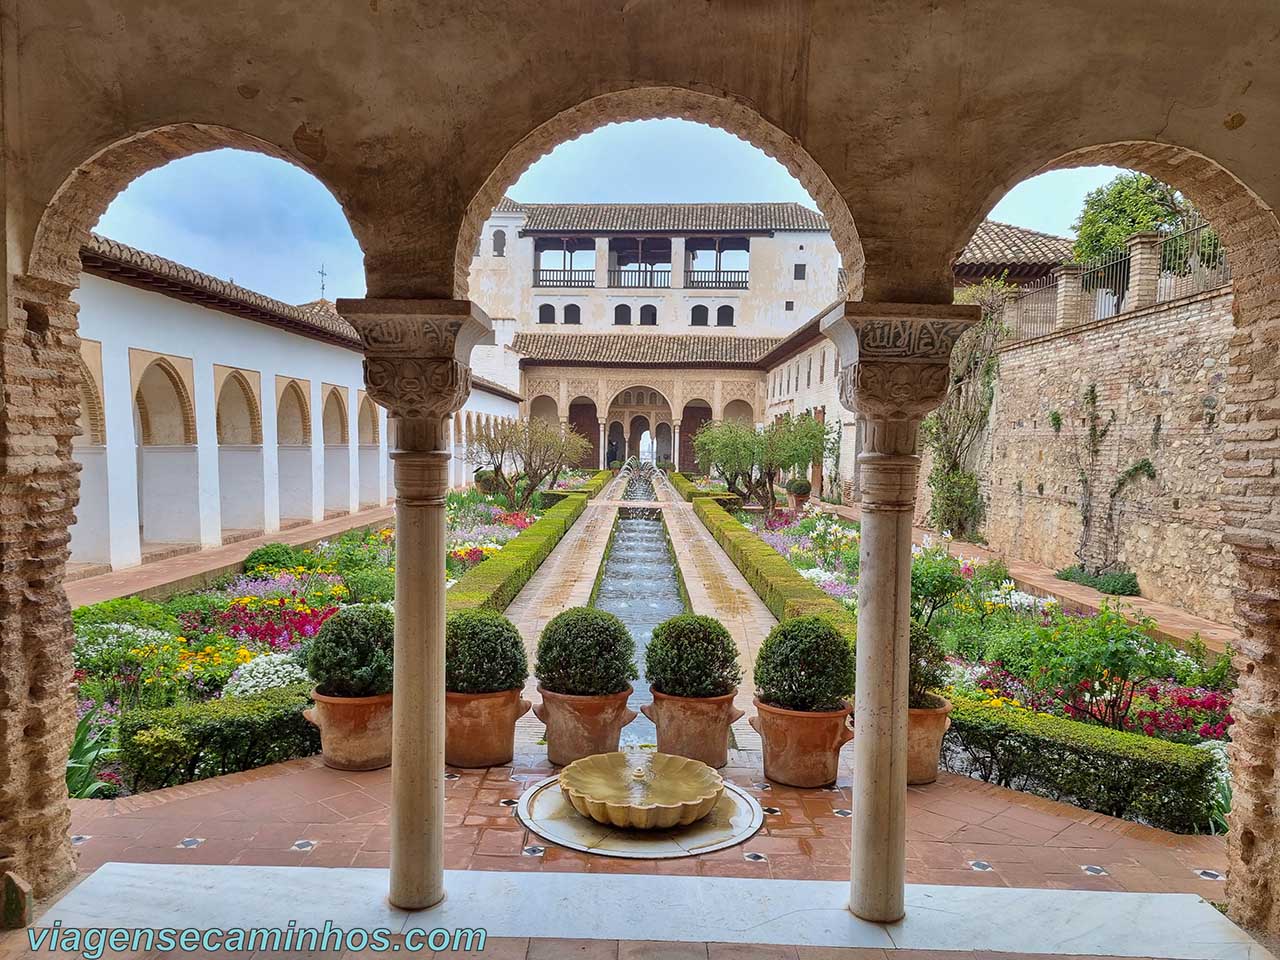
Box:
<box><xmin>518</xmin><ymin>201</ymin><xmax>828</xmax><ymax>234</ymax></box>
<box><xmin>512</xmin><ymin>332</ymin><xmax>781</xmax><ymax>367</ymax></box>
<box><xmin>957</xmin><ymin>220</ymin><xmax>1072</xmax><ymax>267</ymax></box>
<box><xmin>493</xmin><ymin>196</ymin><xmax>525</xmax><ymax>214</ymax></box>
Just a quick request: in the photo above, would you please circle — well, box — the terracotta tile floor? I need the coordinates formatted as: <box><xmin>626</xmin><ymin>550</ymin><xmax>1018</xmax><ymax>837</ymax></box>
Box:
<box><xmin>65</xmin><ymin>755</ymin><xmax>1227</xmax><ymax>899</ymax></box>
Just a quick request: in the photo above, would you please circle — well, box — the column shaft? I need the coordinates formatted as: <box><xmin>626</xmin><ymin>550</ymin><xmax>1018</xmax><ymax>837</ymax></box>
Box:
<box><xmin>389</xmin><ymin>418</ymin><xmax>449</xmax><ymax>909</ymax></box>
<box><xmin>598</xmin><ymin>420</ymin><xmax>607</xmax><ymax>470</ymax></box>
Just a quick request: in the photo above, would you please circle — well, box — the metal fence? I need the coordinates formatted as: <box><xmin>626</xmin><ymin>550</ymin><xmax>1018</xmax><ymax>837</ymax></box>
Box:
<box><xmin>1002</xmin><ymin>272</ymin><xmax>1059</xmax><ymax>341</ymax></box>
<box><xmin>1078</xmin><ymin>243</ymin><xmax>1131</xmax><ymax>323</ymax></box>
<box><xmin>1156</xmin><ymin>214</ymin><xmax>1231</xmax><ymax>301</ymax></box>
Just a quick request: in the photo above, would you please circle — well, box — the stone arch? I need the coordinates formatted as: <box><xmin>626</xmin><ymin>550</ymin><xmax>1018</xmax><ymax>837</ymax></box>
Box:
<box><xmin>607</xmin><ymin>383</ymin><xmax>672</xmax><ymax>412</ymax></box>
<box><xmin>322</xmin><ymin>387</ymin><xmax>349</xmax><ymax>445</ymax></box>
<box><xmin>958</xmin><ymin>140</ymin><xmax>1280</xmax><ymax>935</ymax></box>
<box><xmin>454</xmin><ymin>86</ymin><xmax>863</xmax><ymax>300</ymax></box>
<box><xmin>277</xmin><ymin>379</ymin><xmax>311</xmax><ymax>446</ymax></box>
<box><xmin>723</xmin><ymin>398</ymin><xmax>754</xmax><ymax>423</ymax></box>
<box><xmin>134</xmin><ymin>357</ymin><xmax>195</xmax><ymax>445</ymax></box>
<box><xmin>215</xmin><ymin>370</ymin><xmax>262</xmax><ymax>445</ymax></box>
<box><xmin>27</xmin><ymin>123</ymin><xmax>361</xmax><ymax>290</ymax></box>
<box><xmin>358</xmin><ymin>394</ymin><xmax>380</xmax><ymax>445</ymax></box>
<box><xmin>529</xmin><ymin>395</ymin><xmax>559</xmax><ymax>422</ymax></box>
<box><xmin>74</xmin><ymin>355</ymin><xmax>105</xmax><ymax>446</ymax></box>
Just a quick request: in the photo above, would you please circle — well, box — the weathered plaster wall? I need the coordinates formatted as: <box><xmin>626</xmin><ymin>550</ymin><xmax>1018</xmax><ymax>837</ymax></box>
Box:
<box><xmin>922</xmin><ymin>288</ymin><xmax>1236</xmax><ymax>623</ymax></box>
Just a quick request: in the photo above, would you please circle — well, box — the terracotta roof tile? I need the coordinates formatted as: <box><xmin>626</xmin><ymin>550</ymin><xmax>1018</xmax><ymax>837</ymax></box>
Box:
<box><xmin>512</xmin><ymin>331</ymin><xmax>780</xmax><ymax>366</ymax></box>
<box><xmin>957</xmin><ymin>220</ymin><xmax>1072</xmax><ymax>267</ymax></box>
<box><xmin>518</xmin><ymin>201</ymin><xmax>827</xmax><ymax>234</ymax></box>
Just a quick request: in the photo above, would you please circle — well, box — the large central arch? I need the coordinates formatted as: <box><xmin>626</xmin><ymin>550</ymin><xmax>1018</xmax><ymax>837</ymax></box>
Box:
<box><xmin>451</xmin><ymin>86</ymin><xmax>865</xmax><ymax>302</ymax></box>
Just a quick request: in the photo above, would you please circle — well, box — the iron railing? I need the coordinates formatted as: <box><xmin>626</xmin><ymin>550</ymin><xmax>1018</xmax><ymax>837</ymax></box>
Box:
<box><xmin>608</xmin><ymin>269</ymin><xmax>671</xmax><ymax>289</ymax></box>
<box><xmin>684</xmin><ymin>269</ymin><xmax>749</xmax><ymax>289</ymax></box>
<box><xmin>1156</xmin><ymin>214</ymin><xmax>1230</xmax><ymax>301</ymax></box>
<box><xmin>1002</xmin><ymin>272</ymin><xmax>1059</xmax><ymax>342</ymax></box>
<box><xmin>533</xmin><ymin>268</ymin><xmax>596</xmax><ymax>288</ymax></box>
<box><xmin>1078</xmin><ymin>243</ymin><xmax>1131</xmax><ymax>324</ymax></box>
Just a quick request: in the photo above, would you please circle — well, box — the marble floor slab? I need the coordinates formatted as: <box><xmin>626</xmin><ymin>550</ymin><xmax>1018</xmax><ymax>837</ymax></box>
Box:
<box><xmin>37</xmin><ymin>863</ymin><xmax>1274</xmax><ymax>959</ymax></box>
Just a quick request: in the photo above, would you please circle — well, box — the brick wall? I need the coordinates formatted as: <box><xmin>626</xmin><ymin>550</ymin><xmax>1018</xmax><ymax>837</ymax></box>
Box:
<box><xmin>917</xmin><ymin>287</ymin><xmax>1236</xmax><ymax>623</ymax></box>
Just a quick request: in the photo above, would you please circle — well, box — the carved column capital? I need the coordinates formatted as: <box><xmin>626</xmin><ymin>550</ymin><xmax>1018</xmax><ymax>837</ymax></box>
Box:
<box><xmin>336</xmin><ymin>298</ymin><xmax>494</xmax><ymax>423</ymax></box>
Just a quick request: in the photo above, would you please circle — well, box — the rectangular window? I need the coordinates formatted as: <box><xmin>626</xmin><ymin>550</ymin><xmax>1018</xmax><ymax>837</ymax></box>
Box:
<box><xmin>807</xmin><ymin>358</ymin><xmax>812</xmax><ymax>388</ymax></box>
<box><xmin>784</xmin><ymin>300</ymin><xmax>794</xmax><ymax>311</ymax></box>
<box><xmin>819</xmin><ymin>350</ymin><xmax>826</xmax><ymax>384</ymax></box>
<box><xmin>793</xmin><ymin>264</ymin><xmax>806</xmax><ymax>281</ymax></box>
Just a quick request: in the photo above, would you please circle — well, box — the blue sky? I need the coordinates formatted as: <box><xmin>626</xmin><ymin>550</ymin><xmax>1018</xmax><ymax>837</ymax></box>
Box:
<box><xmin>96</xmin><ymin>119</ymin><xmax>1123</xmax><ymax>304</ymax></box>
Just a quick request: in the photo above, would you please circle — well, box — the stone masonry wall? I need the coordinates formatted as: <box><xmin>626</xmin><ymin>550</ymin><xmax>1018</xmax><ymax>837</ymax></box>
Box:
<box><xmin>918</xmin><ymin>287</ymin><xmax>1236</xmax><ymax>624</ymax></box>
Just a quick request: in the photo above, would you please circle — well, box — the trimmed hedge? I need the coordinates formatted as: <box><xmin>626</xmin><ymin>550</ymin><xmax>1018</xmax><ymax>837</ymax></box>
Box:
<box><xmin>573</xmin><ymin>470</ymin><xmax>613</xmax><ymax>499</ymax></box>
<box><xmin>119</xmin><ymin>685</ymin><xmax>319</xmax><ymax>791</ymax></box>
<box><xmin>944</xmin><ymin>694</ymin><xmax>1217</xmax><ymax>833</ymax></box>
<box><xmin>693</xmin><ymin>498</ymin><xmax>856</xmax><ymax>642</ymax></box>
<box><xmin>448</xmin><ymin>493</ymin><xmax>588</xmax><ymax>613</ymax></box>
<box><xmin>670</xmin><ymin>473</ymin><xmax>743</xmax><ymax>510</ymax></box>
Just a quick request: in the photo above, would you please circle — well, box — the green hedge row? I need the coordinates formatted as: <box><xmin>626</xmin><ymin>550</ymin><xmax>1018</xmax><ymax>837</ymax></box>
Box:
<box><xmin>944</xmin><ymin>694</ymin><xmax>1217</xmax><ymax>833</ymax></box>
<box><xmin>670</xmin><ymin>473</ymin><xmax>743</xmax><ymax>511</ymax></box>
<box><xmin>574</xmin><ymin>470</ymin><xmax>613</xmax><ymax>499</ymax></box>
<box><xmin>692</xmin><ymin>498</ymin><xmax>855</xmax><ymax>643</ymax></box>
<box><xmin>119</xmin><ymin>685</ymin><xmax>320</xmax><ymax>792</ymax></box>
<box><xmin>448</xmin><ymin>492</ymin><xmax>589</xmax><ymax>613</ymax></box>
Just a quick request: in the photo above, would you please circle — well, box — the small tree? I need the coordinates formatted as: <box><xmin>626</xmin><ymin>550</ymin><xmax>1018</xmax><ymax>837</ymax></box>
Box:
<box><xmin>693</xmin><ymin>414</ymin><xmax>827</xmax><ymax>516</ymax></box>
<box><xmin>466</xmin><ymin>418</ymin><xmax>589</xmax><ymax>510</ymax></box>
<box><xmin>1072</xmin><ymin>172</ymin><xmax>1201</xmax><ymax>263</ymax></box>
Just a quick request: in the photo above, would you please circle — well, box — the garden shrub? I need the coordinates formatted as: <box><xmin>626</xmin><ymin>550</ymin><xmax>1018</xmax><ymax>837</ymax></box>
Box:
<box><xmin>242</xmin><ymin>542</ymin><xmax>308</xmax><ymax>572</ymax></box>
<box><xmin>73</xmin><ymin>597</ymin><xmax>179</xmax><ymax>634</ymax></box>
<box><xmin>669</xmin><ymin>472</ymin><xmax>698</xmax><ymax>501</ymax></box>
<box><xmin>609</xmin><ymin>460</ymin><xmax>622</xmax><ymax>470</ymax></box>
<box><xmin>474</xmin><ymin>469</ymin><xmax>499</xmax><ymax>494</ymax></box>
<box><xmin>445</xmin><ymin>609</ymin><xmax>528</xmax><ymax>694</ymax></box>
<box><xmin>572</xmin><ymin>470</ymin><xmax>613</xmax><ymax>500</ymax></box>
<box><xmin>119</xmin><ymin>685</ymin><xmax>319</xmax><ymax>791</ymax></box>
<box><xmin>535</xmin><ymin>607</ymin><xmax>637</xmax><ymax>696</ymax></box>
<box><xmin>222</xmin><ymin>652</ymin><xmax>311</xmax><ymax>698</ymax></box>
<box><xmin>908</xmin><ymin>620</ymin><xmax>948</xmax><ymax>709</ymax></box>
<box><xmin>1055</xmin><ymin>564</ymin><xmax>1141</xmax><ymax>596</ymax></box>
<box><xmin>306</xmin><ymin>604</ymin><xmax>394</xmax><ymax>698</ymax></box>
<box><xmin>925</xmin><ymin>467</ymin><xmax>984</xmax><ymax>540</ymax></box>
<box><xmin>754</xmin><ymin>615</ymin><xmax>855</xmax><ymax>712</ymax></box>
<box><xmin>944</xmin><ymin>694</ymin><xmax>1217</xmax><ymax>833</ymax></box>
<box><xmin>786</xmin><ymin>478</ymin><xmax>811</xmax><ymax>496</ymax></box>
<box><xmin>448</xmin><ymin>493</ymin><xmax>587</xmax><ymax>614</ymax></box>
<box><xmin>645</xmin><ymin>614</ymin><xmax>742</xmax><ymax>699</ymax></box>
<box><xmin>344</xmin><ymin>567</ymin><xmax>396</xmax><ymax>603</ymax></box>
<box><xmin>163</xmin><ymin>592</ymin><xmax>232</xmax><ymax>635</ymax></box>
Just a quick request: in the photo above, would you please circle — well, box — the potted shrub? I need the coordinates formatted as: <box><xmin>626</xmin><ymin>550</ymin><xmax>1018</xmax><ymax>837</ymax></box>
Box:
<box><xmin>787</xmin><ymin>477</ymin><xmax>812</xmax><ymax>510</ymax></box>
<box><xmin>303</xmin><ymin>604</ymin><xmax>394</xmax><ymax>770</ymax></box>
<box><xmin>906</xmin><ymin>621</ymin><xmax>952</xmax><ymax>784</ymax></box>
<box><xmin>640</xmin><ymin>614</ymin><xmax>743</xmax><ymax>768</ymax></box>
<box><xmin>749</xmin><ymin>615</ymin><xmax>854</xmax><ymax>787</ymax></box>
<box><xmin>609</xmin><ymin>460</ymin><xmax>622</xmax><ymax>475</ymax></box>
<box><xmin>532</xmin><ymin>607</ymin><xmax>637</xmax><ymax>765</ymax></box>
<box><xmin>445</xmin><ymin>609</ymin><xmax>531</xmax><ymax>767</ymax></box>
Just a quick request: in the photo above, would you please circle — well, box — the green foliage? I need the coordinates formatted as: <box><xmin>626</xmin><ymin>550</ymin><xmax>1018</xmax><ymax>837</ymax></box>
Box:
<box><xmin>73</xmin><ymin>597</ymin><xmax>180</xmax><ymax>634</ymax></box>
<box><xmin>754</xmin><ymin>616</ymin><xmax>855</xmax><ymax>712</ymax></box>
<box><xmin>645</xmin><ymin>614</ymin><xmax>742</xmax><ymax>699</ymax></box>
<box><xmin>343</xmin><ymin>567</ymin><xmax>396</xmax><ymax>603</ymax></box>
<box><xmin>66</xmin><ymin>707</ymin><xmax>119</xmax><ymax>798</ymax></box>
<box><xmin>445</xmin><ymin>609</ymin><xmax>528</xmax><ymax>694</ymax></box>
<box><xmin>693</xmin><ymin>414</ymin><xmax>828</xmax><ymax>514</ymax></box>
<box><xmin>1030</xmin><ymin>605</ymin><xmax>1179</xmax><ymax>728</ymax></box>
<box><xmin>1055</xmin><ymin>564</ymin><xmax>1141</xmax><ymax>596</ymax></box>
<box><xmin>242</xmin><ymin>542</ymin><xmax>309</xmax><ymax>572</ymax></box>
<box><xmin>448</xmin><ymin>494</ymin><xmax>587</xmax><ymax>614</ymax></box>
<box><xmin>910</xmin><ymin>544</ymin><xmax>966</xmax><ymax>628</ymax></box>
<box><xmin>908</xmin><ymin>621</ymin><xmax>948</xmax><ymax>709</ymax></box>
<box><xmin>535</xmin><ymin>607</ymin><xmax>637</xmax><ymax>696</ymax></box>
<box><xmin>786</xmin><ymin>478</ymin><xmax>811</xmax><ymax>496</ymax></box>
<box><xmin>162</xmin><ymin>592</ymin><xmax>230</xmax><ymax>633</ymax></box>
<box><xmin>1178</xmin><ymin>636</ymin><xmax>1236</xmax><ymax>692</ymax></box>
<box><xmin>609</xmin><ymin>460</ymin><xmax>622</xmax><ymax>470</ymax></box>
<box><xmin>572</xmin><ymin>470</ymin><xmax>613</xmax><ymax>499</ymax></box>
<box><xmin>118</xmin><ymin>685</ymin><xmax>319</xmax><ymax>792</ymax></box>
<box><xmin>1072</xmin><ymin>172</ymin><xmax>1192</xmax><ymax>263</ymax></box>
<box><xmin>945</xmin><ymin>694</ymin><xmax>1217</xmax><ymax>832</ymax></box>
<box><xmin>925</xmin><ymin>467</ymin><xmax>984</xmax><ymax>539</ymax></box>
<box><xmin>473</xmin><ymin>469</ymin><xmax>499</xmax><ymax>494</ymax></box>
<box><xmin>1111</xmin><ymin>458</ymin><xmax>1156</xmax><ymax>499</ymax></box>
<box><xmin>306</xmin><ymin>604</ymin><xmax>395</xmax><ymax>698</ymax></box>
<box><xmin>1049</xmin><ymin>410</ymin><xmax>1063</xmax><ymax>434</ymax></box>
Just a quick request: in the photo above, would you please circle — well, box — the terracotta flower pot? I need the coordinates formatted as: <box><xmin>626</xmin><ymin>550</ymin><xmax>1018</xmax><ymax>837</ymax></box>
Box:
<box><xmin>907</xmin><ymin>694</ymin><xmax>953</xmax><ymax>785</ymax></box>
<box><xmin>303</xmin><ymin>689</ymin><xmax>392</xmax><ymax>771</ymax></box>
<box><xmin>532</xmin><ymin>684</ymin><xmax>637</xmax><ymax>766</ymax></box>
<box><xmin>640</xmin><ymin>688</ymin><xmax>745</xmax><ymax>769</ymax></box>
<box><xmin>445</xmin><ymin>688</ymin><xmax>532</xmax><ymax>768</ymax></box>
<box><xmin>749</xmin><ymin>697</ymin><xmax>853</xmax><ymax>788</ymax></box>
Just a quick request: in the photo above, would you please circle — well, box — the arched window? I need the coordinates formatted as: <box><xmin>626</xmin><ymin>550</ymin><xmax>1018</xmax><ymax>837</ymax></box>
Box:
<box><xmin>623</xmin><ymin>391</ymin><xmax>633</xmax><ymax>405</ymax></box>
<box><xmin>648</xmin><ymin>392</ymin><xmax>657</xmax><ymax>406</ymax></box>
<box><xmin>538</xmin><ymin>304</ymin><xmax>555</xmax><ymax>324</ymax></box>
<box><xmin>639</xmin><ymin>305</ymin><xmax>657</xmax><ymax>326</ymax></box>
<box><xmin>691</xmin><ymin>305</ymin><xmax>709</xmax><ymax>327</ymax></box>
<box><xmin>563</xmin><ymin>303</ymin><xmax>581</xmax><ymax>325</ymax></box>
<box><xmin>614</xmin><ymin>304</ymin><xmax>632</xmax><ymax>325</ymax></box>
<box><xmin>493</xmin><ymin>230</ymin><xmax>506</xmax><ymax>257</ymax></box>
<box><xmin>716</xmin><ymin>305</ymin><xmax>735</xmax><ymax>327</ymax></box>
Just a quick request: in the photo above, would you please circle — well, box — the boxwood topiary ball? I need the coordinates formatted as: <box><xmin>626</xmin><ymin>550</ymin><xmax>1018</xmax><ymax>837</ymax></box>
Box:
<box><xmin>535</xmin><ymin>607</ymin><xmax>637</xmax><ymax>697</ymax></box>
<box><xmin>645</xmin><ymin>614</ymin><xmax>742</xmax><ymax>699</ymax></box>
<box><xmin>445</xmin><ymin>609</ymin><xmax>528</xmax><ymax>694</ymax></box>
<box><xmin>306</xmin><ymin>604</ymin><xmax>394</xmax><ymax>698</ymax></box>
<box><xmin>753</xmin><ymin>615</ymin><xmax>855</xmax><ymax>712</ymax></box>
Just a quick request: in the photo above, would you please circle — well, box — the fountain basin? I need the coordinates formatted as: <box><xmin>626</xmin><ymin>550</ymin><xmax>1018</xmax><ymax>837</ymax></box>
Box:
<box><xmin>559</xmin><ymin>751</ymin><xmax>724</xmax><ymax>829</ymax></box>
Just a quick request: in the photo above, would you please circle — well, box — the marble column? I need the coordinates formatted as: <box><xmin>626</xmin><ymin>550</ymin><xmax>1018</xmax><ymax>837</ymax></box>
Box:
<box><xmin>337</xmin><ymin>298</ymin><xmax>494</xmax><ymax>910</ymax></box>
<box><xmin>672</xmin><ymin>423</ymin><xmax>682</xmax><ymax>471</ymax></box>
<box><xmin>821</xmin><ymin>302</ymin><xmax>978</xmax><ymax>923</ymax></box>
<box><xmin>597</xmin><ymin>419</ymin><xmax>607</xmax><ymax>470</ymax></box>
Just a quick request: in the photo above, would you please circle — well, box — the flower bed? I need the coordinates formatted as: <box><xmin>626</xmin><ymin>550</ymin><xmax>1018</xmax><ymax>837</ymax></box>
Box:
<box><xmin>670</xmin><ymin>472</ymin><xmax>740</xmax><ymax>510</ymax></box>
<box><xmin>696</xmin><ymin>499</ymin><xmax>1235</xmax><ymax>832</ymax></box>
<box><xmin>70</xmin><ymin>485</ymin><xmax>588</xmax><ymax>796</ymax></box>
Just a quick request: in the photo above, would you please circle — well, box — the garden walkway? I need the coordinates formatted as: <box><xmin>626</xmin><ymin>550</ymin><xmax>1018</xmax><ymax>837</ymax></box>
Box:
<box><xmin>825</xmin><ymin>503</ymin><xmax>1238</xmax><ymax>654</ymax></box>
<box><xmin>64</xmin><ymin>505</ymin><xmax>395</xmax><ymax>608</ymax></box>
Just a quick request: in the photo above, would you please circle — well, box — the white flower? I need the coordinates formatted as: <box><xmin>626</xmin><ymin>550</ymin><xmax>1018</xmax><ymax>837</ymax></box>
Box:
<box><xmin>222</xmin><ymin>653</ymin><xmax>310</xmax><ymax>698</ymax></box>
